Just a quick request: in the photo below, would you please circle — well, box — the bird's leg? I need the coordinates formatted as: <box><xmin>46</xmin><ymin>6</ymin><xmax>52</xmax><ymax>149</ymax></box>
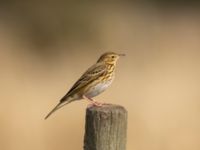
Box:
<box><xmin>83</xmin><ymin>95</ymin><xmax>103</xmax><ymax>107</ymax></box>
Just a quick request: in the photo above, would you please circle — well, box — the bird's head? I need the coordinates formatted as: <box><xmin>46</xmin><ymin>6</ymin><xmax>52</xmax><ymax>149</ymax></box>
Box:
<box><xmin>97</xmin><ymin>52</ymin><xmax>125</xmax><ymax>64</ymax></box>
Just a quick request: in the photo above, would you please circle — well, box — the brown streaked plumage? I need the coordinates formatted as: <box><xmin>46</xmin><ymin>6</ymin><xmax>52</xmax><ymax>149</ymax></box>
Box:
<box><xmin>45</xmin><ymin>52</ymin><xmax>125</xmax><ymax>119</ymax></box>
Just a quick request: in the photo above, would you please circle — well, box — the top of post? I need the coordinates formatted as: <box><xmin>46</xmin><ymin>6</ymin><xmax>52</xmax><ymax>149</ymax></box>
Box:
<box><xmin>86</xmin><ymin>104</ymin><xmax>127</xmax><ymax>114</ymax></box>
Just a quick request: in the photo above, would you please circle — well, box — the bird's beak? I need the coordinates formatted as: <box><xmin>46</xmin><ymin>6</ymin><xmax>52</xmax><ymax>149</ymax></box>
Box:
<box><xmin>118</xmin><ymin>53</ymin><xmax>126</xmax><ymax>57</ymax></box>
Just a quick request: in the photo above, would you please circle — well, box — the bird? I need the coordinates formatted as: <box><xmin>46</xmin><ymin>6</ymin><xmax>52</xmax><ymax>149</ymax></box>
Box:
<box><xmin>44</xmin><ymin>52</ymin><xmax>125</xmax><ymax>119</ymax></box>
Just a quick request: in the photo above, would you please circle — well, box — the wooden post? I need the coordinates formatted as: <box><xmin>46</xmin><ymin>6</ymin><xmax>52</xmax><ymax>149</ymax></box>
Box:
<box><xmin>84</xmin><ymin>104</ymin><xmax>128</xmax><ymax>150</ymax></box>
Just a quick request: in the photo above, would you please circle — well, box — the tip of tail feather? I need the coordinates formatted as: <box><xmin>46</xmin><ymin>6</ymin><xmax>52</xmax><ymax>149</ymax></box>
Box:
<box><xmin>44</xmin><ymin>103</ymin><xmax>61</xmax><ymax>120</ymax></box>
<box><xmin>44</xmin><ymin>99</ymin><xmax>73</xmax><ymax>120</ymax></box>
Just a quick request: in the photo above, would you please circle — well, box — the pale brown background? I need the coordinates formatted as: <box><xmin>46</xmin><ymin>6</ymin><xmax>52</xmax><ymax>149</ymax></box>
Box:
<box><xmin>0</xmin><ymin>1</ymin><xmax>200</xmax><ymax>150</ymax></box>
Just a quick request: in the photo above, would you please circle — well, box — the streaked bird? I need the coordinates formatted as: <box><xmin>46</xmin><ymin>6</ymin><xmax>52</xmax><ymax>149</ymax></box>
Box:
<box><xmin>45</xmin><ymin>52</ymin><xmax>125</xmax><ymax>119</ymax></box>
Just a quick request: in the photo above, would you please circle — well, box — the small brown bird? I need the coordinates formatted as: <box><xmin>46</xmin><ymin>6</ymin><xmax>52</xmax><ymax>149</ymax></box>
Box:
<box><xmin>45</xmin><ymin>52</ymin><xmax>125</xmax><ymax>119</ymax></box>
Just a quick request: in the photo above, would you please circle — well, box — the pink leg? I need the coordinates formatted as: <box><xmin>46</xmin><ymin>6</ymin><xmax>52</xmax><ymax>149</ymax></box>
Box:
<box><xmin>83</xmin><ymin>95</ymin><xmax>103</xmax><ymax>107</ymax></box>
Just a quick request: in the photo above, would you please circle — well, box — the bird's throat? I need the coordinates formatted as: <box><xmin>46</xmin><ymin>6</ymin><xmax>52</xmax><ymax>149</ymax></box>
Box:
<box><xmin>106</xmin><ymin>63</ymin><xmax>115</xmax><ymax>72</ymax></box>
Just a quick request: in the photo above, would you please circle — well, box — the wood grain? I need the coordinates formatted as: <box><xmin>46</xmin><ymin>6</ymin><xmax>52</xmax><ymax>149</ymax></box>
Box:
<box><xmin>84</xmin><ymin>104</ymin><xmax>127</xmax><ymax>150</ymax></box>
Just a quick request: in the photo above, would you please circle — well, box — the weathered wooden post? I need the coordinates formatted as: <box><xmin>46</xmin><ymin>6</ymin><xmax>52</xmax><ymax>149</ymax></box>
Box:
<box><xmin>84</xmin><ymin>104</ymin><xmax>128</xmax><ymax>150</ymax></box>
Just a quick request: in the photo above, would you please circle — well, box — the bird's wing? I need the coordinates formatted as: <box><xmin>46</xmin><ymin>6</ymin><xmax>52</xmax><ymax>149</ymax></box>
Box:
<box><xmin>45</xmin><ymin>63</ymin><xmax>106</xmax><ymax>119</ymax></box>
<box><xmin>60</xmin><ymin>62</ymin><xmax>107</xmax><ymax>102</ymax></box>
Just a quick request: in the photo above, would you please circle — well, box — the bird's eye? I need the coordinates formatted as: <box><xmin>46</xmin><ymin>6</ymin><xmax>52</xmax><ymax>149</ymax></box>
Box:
<box><xmin>111</xmin><ymin>56</ymin><xmax>115</xmax><ymax>58</ymax></box>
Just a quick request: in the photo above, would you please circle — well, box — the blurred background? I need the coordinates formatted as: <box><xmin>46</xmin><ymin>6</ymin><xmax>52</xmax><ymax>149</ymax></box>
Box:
<box><xmin>0</xmin><ymin>1</ymin><xmax>200</xmax><ymax>150</ymax></box>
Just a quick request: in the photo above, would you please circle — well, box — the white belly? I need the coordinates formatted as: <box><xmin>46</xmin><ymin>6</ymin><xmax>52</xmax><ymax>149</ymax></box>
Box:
<box><xmin>85</xmin><ymin>80</ymin><xmax>113</xmax><ymax>98</ymax></box>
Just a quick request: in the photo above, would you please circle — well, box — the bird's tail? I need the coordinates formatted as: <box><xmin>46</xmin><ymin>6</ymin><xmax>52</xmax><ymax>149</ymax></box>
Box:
<box><xmin>44</xmin><ymin>98</ymin><xmax>73</xmax><ymax>120</ymax></box>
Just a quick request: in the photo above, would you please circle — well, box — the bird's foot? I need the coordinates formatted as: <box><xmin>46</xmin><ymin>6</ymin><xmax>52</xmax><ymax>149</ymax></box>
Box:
<box><xmin>87</xmin><ymin>101</ymin><xmax>105</xmax><ymax>108</ymax></box>
<box><xmin>93</xmin><ymin>101</ymin><xmax>104</xmax><ymax>107</ymax></box>
<box><xmin>83</xmin><ymin>95</ymin><xmax>105</xmax><ymax>107</ymax></box>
